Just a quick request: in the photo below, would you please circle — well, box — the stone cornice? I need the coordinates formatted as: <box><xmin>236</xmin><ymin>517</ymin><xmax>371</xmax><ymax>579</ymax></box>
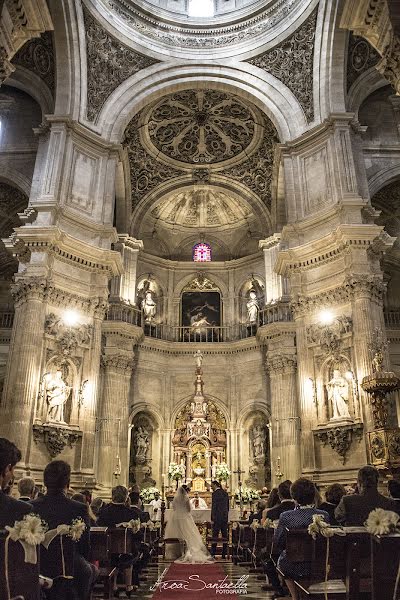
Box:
<box><xmin>5</xmin><ymin>226</ymin><xmax>123</xmax><ymax>277</ymax></box>
<box><xmin>43</xmin><ymin>115</ymin><xmax>123</xmax><ymax>154</ymax></box>
<box><xmin>115</xmin><ymin>235</ymin><xmax>144</xmax><ymax>252</ymax></box>
<box><xmin>102</xmin><ymin>320</ymin><xmax>144</xmax><ymax>345</ymax></box>
<box><xmin>138</xmin><ymin>336</ymin><xmax>261</xmax><ymax>356</ymax></box>
<box><xmin>279</xmin><ymin>113</ymin><xmax>356</xmax><ymax>153</ymax></box>
<box><xmin>265</xmin><ymin>352</ymin><xmax>297</xmax><ymax>374</ymax></box>
<box><xmin>101</xmin><ymin>352</ymin><xmax>135</xmax><ymax>373</ymax></box>
<box><xmin>259</xmin><ymin>233</ymin><xmax>281</xmax><ymax>251</ymax></box>
<box><xmin>276</xmin><ymin>224</ymin><xmax>390</xmax><ymax>276</ymax></box>
<box><xmin>291</xmin><ymin>276</ymin><xmax>386</xmax><ymax>317</ymax></box>
<box><xmin>256</xmin><ymin>321</ymin><xmax>296</xmax><ymax>344</ymax></box>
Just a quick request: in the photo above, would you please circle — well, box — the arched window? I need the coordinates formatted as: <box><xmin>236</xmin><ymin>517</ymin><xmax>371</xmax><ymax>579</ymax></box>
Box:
<box><xmin>193</xmin><ymin>242</ymin><xmax>212</xmax><ymax>262</ymax></box>
<box><xmin>188</xmin><ymin>0</ymin><xmax>214</xmax><ymax>18</ymax></box>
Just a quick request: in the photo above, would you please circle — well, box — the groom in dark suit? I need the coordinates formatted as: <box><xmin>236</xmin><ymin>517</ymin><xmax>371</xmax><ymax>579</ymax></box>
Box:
<box><xmin>211</xmin><ymin>480</ymin><xmax>229</xmax><ymax>559</ymax></box>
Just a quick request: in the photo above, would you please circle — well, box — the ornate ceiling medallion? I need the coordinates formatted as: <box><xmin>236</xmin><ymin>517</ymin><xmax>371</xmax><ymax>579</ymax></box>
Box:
<box><xmin>141</xmin><ymin>90</ymin><xmax>263</xmax><ymax>169</ymax></box>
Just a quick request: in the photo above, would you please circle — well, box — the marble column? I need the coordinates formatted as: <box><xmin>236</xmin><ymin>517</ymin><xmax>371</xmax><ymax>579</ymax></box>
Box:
<box><xmin>265</xmin><ymin>336</ymin><xmax>301</xmax><ymax>484</ymax></box>
<box><xmin>96</xmin><ymin>353</ymin><xmax>134</xmax><ymax>493</ymax></box>
<box><xmin>259</xmin><ymin>235</ymin><xmax>289</xmax><ymax>303</ymax></box>
<box><xmin>0</xmin><ymin>278</ymin><xmax>47</xmax><ymax>461</ymax></box>
<box><xmin>110</xmin><ymin>236</ymin><xmax>144</xmax><ymax>305</ymax></box>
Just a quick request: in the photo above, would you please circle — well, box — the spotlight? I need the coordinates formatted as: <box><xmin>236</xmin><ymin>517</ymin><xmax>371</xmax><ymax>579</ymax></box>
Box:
<box><xmin>63</xmin><ymin>310</ymin><xmax>80</xmax><ymax>327</ymax></box>
<box><xmin>319</xmin><ymin>310</ymin><xmax>334</xmax><ymax>325</ymax></box>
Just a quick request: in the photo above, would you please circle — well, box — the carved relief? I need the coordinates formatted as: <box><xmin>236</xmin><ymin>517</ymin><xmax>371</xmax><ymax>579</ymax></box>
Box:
<box><xmin>315</xmin><ymin>423</ymin><xmax>363</xmax><ymax>464</ymax></box>
<box><xmin>347</xmin><ymin>33</ymin><xmax>380</xmax><ymax>91</ymax></box>
<box><xmin>33</xmin><ymin>423</ymin><xmax>82</xmax><ymax>458</ymax></box>
<box><xmin>12</xmin><ymin>31</ymin><xmax>55</xmax><ymax>94</ymax></box>
<box><xmin>45</xmin><ymin>313</ymin><xmax>92</xmax><ymax>356</ymax></box>
<box><xmin>145</xmin><ymin>89</ymin><xmax>259</xmax><ymax>166</ymax></box>
<box><xmin>83</xmin><ymin>7</ymin><xmax>159</xmax><ymax>121</ymax></box>
<box><xmin>183</xmin><ymin>274</ymin><xmax>219</xmax><ymax>292</ymax></box>
<box><xmin>307</xmin><ymin>316</ymin><xmax>352</xmax><ymax>353</ymax></box>
<box><xmin>248</xmin><ymin>8</ymin><xmax>318</xmax><ymax>121</ymax></box>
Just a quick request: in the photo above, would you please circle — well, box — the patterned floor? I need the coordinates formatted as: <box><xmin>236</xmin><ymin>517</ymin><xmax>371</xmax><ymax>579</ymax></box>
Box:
<box><xmin>98</xmin><ymin>558</ymin><xmax>283</xmax><ymax>599</ymax></box>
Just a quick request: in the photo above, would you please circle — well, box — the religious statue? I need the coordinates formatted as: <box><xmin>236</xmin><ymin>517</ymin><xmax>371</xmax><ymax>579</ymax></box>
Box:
<box><xmin>141</xmin><ymin>290</ymin><xmax>156</xmax><ymax>323</ymax></box>
<box><xmin>211</xmin><ymin>455</ymin><xmax>218</xmax><ymax>479</ymax></box>
<box><xmin>134</xmin><ymin>426</ymin><xmax>149</xmax><ymax>462</ymax></box>
<box><xmin>46</xmin><ymin>370</ymin><xmax>71</xmax><ymax>424</ymax></box>
<box><xmin>251</xmin><ymin>424</ymin><xmax>266</xmax><ymax>461</ymax></box>
<box><xmin>179</xmin><ymin>457</ymin><xmax>186</xmax><ymax>478</ymax></box>
<box><xmin>326</xmin><ymin>369</ymin><xmax>351</xmax><ymax>420</ymax></box>
<box><xmin>194</xmin><ymin>349</ymin><xmax>203</xmax><ymax>369</ymax></box>
<box><xmin>246</xmin><ymin>290</ymin><xmax>260</xmax><ymax>324</ymax></box>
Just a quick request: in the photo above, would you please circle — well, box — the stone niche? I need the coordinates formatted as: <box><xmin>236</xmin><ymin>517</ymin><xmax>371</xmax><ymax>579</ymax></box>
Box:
<box><xmin>129</xmin><ymin>412</ymin><xmax>159</xmax><ymax>488</ymax></box>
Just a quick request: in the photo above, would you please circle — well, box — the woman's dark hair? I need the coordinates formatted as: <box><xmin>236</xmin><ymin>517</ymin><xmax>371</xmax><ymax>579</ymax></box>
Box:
<box><xmin>43</xmin><ymin>460</ymin><xmax>71</xmax><ymax>491</ymax></box>
<box><xmin>129</xmin><ymin>491</ymin><xmax>140</xmax><ymax>505</ymax></box>
<box><xmin>290</xmin><ymin>478</ymin><xmax>317</xmax><ymax>505</ymax></box>
<box><xmin>278</xmin><ymin>480</ymin><xmax>292</xmax><ymax>500</ymax></box>
<box><xmin>0</xmin><ymin>438</ymin><xmax>21</xmax><ymax>476</ymax></box>
<box><xmin>358</xmin><ymin>465</ymin><xmax>379</xmax><ymax>490</ymax></box>
<box><xmin>267</xmin><ymin>487</ymin><xmax>280</xmax><ymax>508</ymax></box>
<box><xmin>388</xmin><ymin>479</ymin><xmax>400</xmax><ymax>499</ymax></box>
<box><xmin>211</xmin><ymin>480</ymin><xmax>221</xmax><ymax>487</ymax></box>
<box><xmin>71</xmin><ymin>493</ymin><xmax>86</xmax><ymax>503</ymax></box>
<box><xmin>325</xmin><ymin>483</ymin><xmax>346</xmax><ymax>506</ymax></box>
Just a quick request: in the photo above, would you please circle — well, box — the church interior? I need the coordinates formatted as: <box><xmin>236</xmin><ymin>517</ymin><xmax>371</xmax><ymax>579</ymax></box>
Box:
<box><xmin>1</xmin><ymin>0</ymin><xmax>400</xmax><ymax>598</ymax></box>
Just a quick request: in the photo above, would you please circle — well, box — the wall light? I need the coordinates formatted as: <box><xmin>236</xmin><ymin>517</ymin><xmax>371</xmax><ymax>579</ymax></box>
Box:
<box><xmin>319</xmin><ymin>310</ymin><xmax>334</xmax><ymax>325</ymax></box>
<box><xmin>63</xmin><ymin>310</ymin><xmax>80</xmax><ymax>327</ymax></box>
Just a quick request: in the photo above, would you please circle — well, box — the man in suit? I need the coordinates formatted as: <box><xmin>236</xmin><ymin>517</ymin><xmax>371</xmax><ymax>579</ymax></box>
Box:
<box><xmin>263</xmin><ymin>480</ymin><xmax>295</xmax><ymax>523</ymax></box>
<box><xmin>17</xmin><ymin>476</ymin><xmax>36</xmax><ymax>502</ymax></box>
<box><xmin>335</xmin><ymin>465</ymin><xmax>400</xmax><ymax>526</ymax></box>
<box><xmin>31</xmin><ymin>460</ymin><xmax>97</xmax><ymax>600</ymax></box>
<box><xmin>0</xmin><ymin>437</ymin><xmax>32</xmax><ymax>527</ymax></box>
<box><xmin>248</xmin><ymin>500</ymin><xmax>267</xmax><ymax>524</ymax></box>
<box><xmin>211</xmin><ymin>480</ymin><xmax>229</xmax><ymax>559</ymax></box>
<box><xmin>388</xmin><ymin>479</ymin><xmax>400</xmax><ymax>508</ymax></box>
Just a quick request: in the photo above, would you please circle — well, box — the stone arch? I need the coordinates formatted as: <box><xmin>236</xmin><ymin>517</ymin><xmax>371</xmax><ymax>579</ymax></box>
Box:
<box><xmin>171</xmin><ymin>393</ymin><xmax>230</xmax><ymax>431</ymax></box>
<box><xmin>97</xmin><ymin>63</ymin><xmax>308</xmax><ymax>143</ymax></box>
<box><xmin>236</xmin><ymin>404</ymin><xmax>271</xmax><ymax>489</ymax></box>
<box><xmin>347</xmin><ymin>68</ymin><xmax>388</xmax><ymax>117</ymax></box>
<box><xmin>0</xmin><ymin>169</ymin><xmax>32</xmax><ymax>198</ymax></box>
<box><xmin>368</xmin><ymin>167</ymin><xmax>400</xmax><ymax>198</ymax></box>
<box><xmin>173</xmin><ymin>272</ymin><xmax>229</xmax><ymax>302</ymax></box>
<box><xmin>6</xmin><ymin>68</ymin><xmax>54</xmax><ymax>117</ymax></box>
<box><xmin>129</xmin><ymin>406</ymin><xmax>164</xmax><ymax>487</ymax></box>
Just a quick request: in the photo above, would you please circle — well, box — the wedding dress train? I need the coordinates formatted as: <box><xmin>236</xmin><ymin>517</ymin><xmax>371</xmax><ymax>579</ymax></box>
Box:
<box><xmin>164</xmin><ymin>487</ymin><xmax>213</xmax><ymax>563</ymax></box>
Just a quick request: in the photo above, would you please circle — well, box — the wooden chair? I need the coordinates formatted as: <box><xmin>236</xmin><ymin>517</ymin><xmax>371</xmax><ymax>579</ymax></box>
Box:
<box><xmin>90</xmin><ymin>527</ymin><xmax>117</xmax><ymax>600</ymax></box>
<box><xmin>250</xmin><ymin>527</ymin><xmax>274</xmax><ymax>572</ymax></box>
<box><xmin>343</xmin><ymin>528</ymin><xmax>371</xmax><ymax>600</ymax></box>
<box><xmin>371</xmin><ymin>532</ymin><xmax>400</xmax><ymax>600</ymax></box>
<box><xmin>281</xmin><ymin>528</ymin><xmax>347</xmax><ymax>598</ymax></box>
<box><xmin>0</xmin><ymin>530</ymin><xmax>40</xmax><ymax>600</ymax></box>
<box><xmin>39</xmin><ymin>533</ymin><xmax>76</xmax><ymax>600</ymax></box>
<box><xmin>236</xmin><ymin>525</ymin><xmax>252</xmax><ymax>565</ymax></box>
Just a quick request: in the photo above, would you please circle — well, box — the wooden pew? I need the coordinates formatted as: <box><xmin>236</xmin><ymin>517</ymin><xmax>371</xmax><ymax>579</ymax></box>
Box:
<box><xmin>371</xmin><ymin>532</ymin><xmax>400</xmax><ymax>600</ymax></box>
<box><xmin>39</xmin><ymin>533</ymin><xmax>76</xmax><ymax>600</ymax></box>
<box><xmin>0</xmin><ymin>530</ymin><xmax>40</xmax><ymax>600</ymax></box>
<box><xmin>250</xmin><ymin>527</ymin><xmax>274</xmax><ymax>571</ymax></box>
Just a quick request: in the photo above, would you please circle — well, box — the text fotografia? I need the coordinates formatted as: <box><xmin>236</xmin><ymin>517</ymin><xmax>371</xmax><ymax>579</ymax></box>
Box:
<box><xmin>150</xmin><ymin>569</ymin><xmax>248</xmax><ymax>594</ymax></box>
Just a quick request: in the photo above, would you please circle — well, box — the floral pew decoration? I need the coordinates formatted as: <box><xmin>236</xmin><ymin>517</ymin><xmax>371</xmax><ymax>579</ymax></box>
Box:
<box><xmin>41</xmin><ymin>518</ymin><xmax>86</xmax><ymax>578</ymax></box>
<box><xmin>365</xmin><ymin>508</ymin><xmax>400</xmax><ymax>600</ymax></box>
<box><xmin>307</xmin><ymin>514</ymin><xmax>346</xmax><ymax>600</ymax></box>
<box><xmin>4</xmin><ymin>514</ymin><xmax>48</xmax><ymax>600</ymax></box>
<box><xmin>116</xmin><ymin>518</ymin><xmax>141</xmax><ymax>554</ymax></box>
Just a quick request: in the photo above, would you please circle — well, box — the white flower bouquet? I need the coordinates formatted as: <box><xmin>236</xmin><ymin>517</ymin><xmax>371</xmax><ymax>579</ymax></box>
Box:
<box><xmin>263</xmin><ymin>518</ymin><xmax>274</xmax><ymax>529</ymax></box>
<box><xmin>168</xmin><ymin>463</ymin><xmax>182</xmax><ymax>481</ymax></box>
<box><xmin>250</xmin><ymin>519</ymin><xmax>260</xmax><ymax>531</ymax></box>
<box><xmin>6</xmin><ymin>514</ymin><xmax>48</xmax><ymax>564</ymax></box>
<box><xmin>307</xmin><ymin>514</ymin><xmax>345</xmax><ymax>540</ymax></box>
<box><xmin>215</xmin><ymin>463</ymin><xmax>231</xmax><ymax>481</ymax></box>
<box><xmin>69</xmin><ymin>518</ymin><xmax>86</xmax><ymax>541</ymax></box>
<box><xmin>234</xmin><ymin>487</ymin><xmax>260</xmax><ymax>502</ymax></box>
<box><xmin>140</xmin><ymin>487</ymin><xmax>161</xmax><ymax>503</ymax></box>
<box><xmin>365</xmin><ymin>508</ymin><xmax>400</xmax><ymax>536</ymax></box>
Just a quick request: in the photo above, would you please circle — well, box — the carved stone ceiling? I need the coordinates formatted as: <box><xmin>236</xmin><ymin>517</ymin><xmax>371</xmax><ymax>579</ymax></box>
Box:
<box><xmin>151</xmin><ymin>188</ymin><xmax>252</xmax><ymax>229</ymax></box>
<box><xmin>95</xmin><ymin>0</ymin><xmax>314</xmax><ymax>58</ymax></box>
<box><xmin>143</xmin><ymin>89</ymin><xmax>260</xmax><ymax>168</ymax></box>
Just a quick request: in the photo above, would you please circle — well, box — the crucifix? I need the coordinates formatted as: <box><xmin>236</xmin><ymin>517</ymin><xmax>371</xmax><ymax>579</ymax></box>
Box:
<box><xmin>233</xmin><ymin>466</ymin><xmax>245</xmax><ymax>516</ymax></box>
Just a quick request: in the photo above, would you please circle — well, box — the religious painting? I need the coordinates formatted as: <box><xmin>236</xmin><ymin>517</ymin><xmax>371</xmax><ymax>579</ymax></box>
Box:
<box><xmin>181</xmin><ymin>291</ymin><xmax>221</xmax><ymax>328</ymax></box>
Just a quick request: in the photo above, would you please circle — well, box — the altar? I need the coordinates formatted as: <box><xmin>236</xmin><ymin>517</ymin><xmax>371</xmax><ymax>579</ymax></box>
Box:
<box><xmin>163</xmin><ymin>507</ymin><xmax>240</xmax><ymax>523</ymax></box>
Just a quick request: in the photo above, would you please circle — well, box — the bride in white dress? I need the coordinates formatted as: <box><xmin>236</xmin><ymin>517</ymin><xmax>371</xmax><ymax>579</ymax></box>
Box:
<box><xmin>164</xmin><ymin>486</ymin><xmax>213</xmax><ymax>563</ymax></box>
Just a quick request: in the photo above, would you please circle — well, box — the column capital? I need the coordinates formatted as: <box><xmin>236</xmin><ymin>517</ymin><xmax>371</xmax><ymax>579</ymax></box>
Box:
<box><xmin>101</xmin><ymin>353</ymin><xmax>135</xmax><ymax>374</ymax></box>
<box><xmin>266</xmin><ymin>352</ymin><xmax>297</xmax><ymax>375</ymax></box>
<box><xmin>259</xmin><ymin>233</ymin><xmax>281</xmax><ymax>251</ymax></box>
<box><xmin>11</xmin><ymin>277</ymin><xmax>47</xmax><ymax>305</ymax></box>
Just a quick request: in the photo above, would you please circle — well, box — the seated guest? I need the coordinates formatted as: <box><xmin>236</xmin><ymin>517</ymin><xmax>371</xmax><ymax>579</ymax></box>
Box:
<box><xmin>18</xmin><ymin>476</ymin><xmax>36</xmax><ymax>502</ymax></box>
<box><xmin>129</xmin><ymin>491</ymin><xmax>150</xmax><ymax>522</ymax></box>
<box><xmin>274</xmin><ymin>478</ymin><xmax>330</xmax><ymax>600</ymax></box>
<box><xmin>80</xmin><ymin>489</ymin><xmax>92</xmax><ymax>505</ymax></box>
<box><xmin>319</xmin><ymin>483</ymin><xmax>346</xmax><ymax>526</ymax></box>
<box><xmin>388</xmin><ymin>480</ymin><xmax>400</xmax><ymax>508</ymax></box>
<box><xmin>129</xmin><ymin>484</ymin><xmax>143</xmax><ymax>509</ymax></box>
<box><xmin>0</xmin><ymin>438</ymin><xmax>32</xmax><ymax>526</ymax></box>
<box><xmin>248</xmin><ymin>500</ymin><xmax>267</xmax><ymax>524</ymax></box>
<box><xmin>98</xmin><ymin>485</ymin><xmax>148</xmax><ymax>595</ymax></box>
<box><xmin>335</xmin><ymin>465</ymin><xmax>400</xmax><ymax>526</ymax></box>
<box><xmin>31</xmin><ymin>460</ymin><xmax>97</xmax><ymax>600</ymax></box>
<box><xmin>262</xmin><ymin>480</ymin><xmax>295</xmax><ymax>524</ymax></box>
<box><xmin>72</xmin><ymin>493</ymin><xmax>97</xmax><ymax>525</ymax></box>
<box><xmin>91</xmin><ymin>496</ymin><xmax>104</xmax><ymax>518</ymax></box>
<box><xmin>266</xmin><ymin>487</ymin><xmax>280</xmax><ymax>511</ymax></box>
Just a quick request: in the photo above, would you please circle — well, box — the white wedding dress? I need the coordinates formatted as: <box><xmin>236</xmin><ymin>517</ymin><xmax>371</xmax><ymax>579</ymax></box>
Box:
<box><xmin>164</xmin><ymin>487</ymin><xmax>213</xmax><ymax>563</ymax></box>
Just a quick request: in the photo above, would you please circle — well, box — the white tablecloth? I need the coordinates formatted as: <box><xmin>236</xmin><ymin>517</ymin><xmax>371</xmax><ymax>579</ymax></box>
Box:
<box><xmin>163</xmin><ymin>508</ymin><xmax>239</xmax><ymax>523</ymax></box>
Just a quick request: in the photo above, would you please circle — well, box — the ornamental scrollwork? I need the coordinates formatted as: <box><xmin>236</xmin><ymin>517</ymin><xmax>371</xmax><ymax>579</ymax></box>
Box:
<box><xmin>347</xmin><ymin>33</ymin><xmax>380</xmax><ymax>91</ymax></box>
<box><xmin>83</xmin><ymin>7</ymin><xmax>159</xmax><ymax>121</ymax></box>
<box><xmin>101</xmin><ymin>353</ymin><xmax>135</xmax><ymax>373</ymax></box>
<box><xmin>12</xmin><ymin>32</ymin><xmax>55</xmax><ymax>94</ymax></box>
<box><xmin>32</xmin><ymin>424</ymin><xmax>82</xmax><ymax>458</ymax></box>
<box><xmin>315</xmin><ymin>423</ymin><xmax>363</xmax><ymax>464</ymax></box>
<box><xmin>248</xmin><ymin>8</ymin><xmax>318</xmax><ymax>122</ymax></box>
<box><xmin>266</xmin><ymin>353</ymin><xmax>297</xmax><ymax>374</ymax></box>
<box><xmin>45</xmin><ymin>313</ymin><xmax>93</xmax><ymax>356</ymax></box>
<box><xmin>307</xmin><ymin>316</ymin><xmax>352</xmax><ymax>356</ymax></box>
<box><xmin>145</xmin><ymin>90</ymin><xmax>258</xmax><ymax>166</ymax></box>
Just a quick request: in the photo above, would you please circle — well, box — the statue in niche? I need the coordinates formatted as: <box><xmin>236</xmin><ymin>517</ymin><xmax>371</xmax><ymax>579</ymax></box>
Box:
<box><xmin>179</xmin><ymin>457</ymin><xmax>186</xmax><ymax>478</ymax></box>
<box><xmin>246</xmin><ymin>290</ymin><xmax>260</xmax><ymax>324</ymax></box>
<box><xmin>134</xmin><ymin>425</ymin><xmax>149</xmax><ymax>463</ymax></box>
<box><xmin>251</xmin><ymin>424</ymin><xmax>266</xmax><ymax>461</ymax></box>
<box><xmin>211</xmin><ymin>455</ymin><xmax>218</xmax><ymax>479</ymax></box>
<box><xmin>141</xmin><ymin>290</ymin><xmax>157</xmax><ymax>323</ymax></box>
<box><xmin>326</xmin><ymin>369</ymin><xmax>351</xmax><ymax>420</ymax></box>
<box><xmin>46</xmin><ymin>370</ymin><xmax>71</xmax><ymax>424</ymax></box>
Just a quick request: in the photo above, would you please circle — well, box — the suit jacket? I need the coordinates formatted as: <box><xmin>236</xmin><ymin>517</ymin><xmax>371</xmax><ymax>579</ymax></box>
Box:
<box><xmin>0</xmin><ymin>490</ymin><xmax>32</xmax><ymax>527</ymax></box>
<box><xmin>265</xmin><ymin>499</ymin><xmax>296</xmax><ymax>522</ymax></box>
<box><xmin>319</xmin><ymin>501</ymin><xmax>340</xmax><ymax>526</ymax></box>
<box><xmin>335</xmin><ymin>489</ymin><xmax>400</xmax><ymax>526</ymax></box>
<box><xmin>211</xmin><ymin>488</ymin><xmax>229</xmax><ymax>523</ymax></box>
<box><xmin>31</xmin><ymin>491</ymin><xmax>90</xmax><ymax>559</ymax></box>
<box><xmin>98</xmin><ymin>503</ymin><xmax>143</xmax><ymax>527</ymax></box>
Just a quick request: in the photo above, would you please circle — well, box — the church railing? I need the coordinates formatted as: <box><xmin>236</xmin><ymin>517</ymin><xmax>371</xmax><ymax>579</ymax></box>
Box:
<box><xmin>384</xmin><ymin>309</ymin><xmax>400</xmax><ymax>328</ymax></box>
<box><xmin>106</xmin><ymin>303</ymin><xmax>142</xmax><ymax>327</ymax></box>
<box><xmin>0</xmin><ymin>311</ymin><xmax>14</xmax><ymax>328</ymax></box>
<box><xmin>259</xmin><ymin>301</ymin><xmax>293</xmax><ymax>325</ymax></box>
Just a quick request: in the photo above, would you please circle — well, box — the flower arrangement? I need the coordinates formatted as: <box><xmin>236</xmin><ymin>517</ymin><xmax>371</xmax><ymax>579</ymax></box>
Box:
<box><xmin>365</xmin><ymin>508</ymin><xmax>400</xmax><ymax>536</ymax></box>
<box><xmin>168</xmin><ymin>463</ymin><xmax>183</xmax><ymax>481</ymax></box>
<box><xmin>140</xmin><ymin>487</ymin><xmax>161</xmax><ymax>503</ymax></box>
<box><xmin>263</xmin><ymin>518</ymin><xmax>275</xmax><ymax>529</ymax></box>
<box><xmin>6</xmin><ymin>514</ymin><xmax>47</xmax><ymax>546</ymax></box>
<box><xmin>250</xmin><ymin>519</ymin><xmax>260</xmax><ymax>531</ymax></box>
<box><xmin>117</xmin><ymin>519</ymin><xmax>141</xmax><ymax>534</ymax></box>
<box><xmin>69</xmin><ymin>518</ymin><xmax>86</xmax><ymax>541</ymax></box>
<box><xmin>215</xmin><ymin>463</ymin><xmax>230</xmax><ymax>481</ymax></box>
<box><xmin>143</xmin><ymin>520</ymin><xmax>155</xmax><ymax>531</ymax></box>
<box><xmin>308</xmin><ymin>514</ymin><xmax>345</xmax><ymax>540</ymax></box>
<box><xmin>234</xmin><ymin>487</ymin><xmax>260</xmax><ymax>502</ymax></box>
